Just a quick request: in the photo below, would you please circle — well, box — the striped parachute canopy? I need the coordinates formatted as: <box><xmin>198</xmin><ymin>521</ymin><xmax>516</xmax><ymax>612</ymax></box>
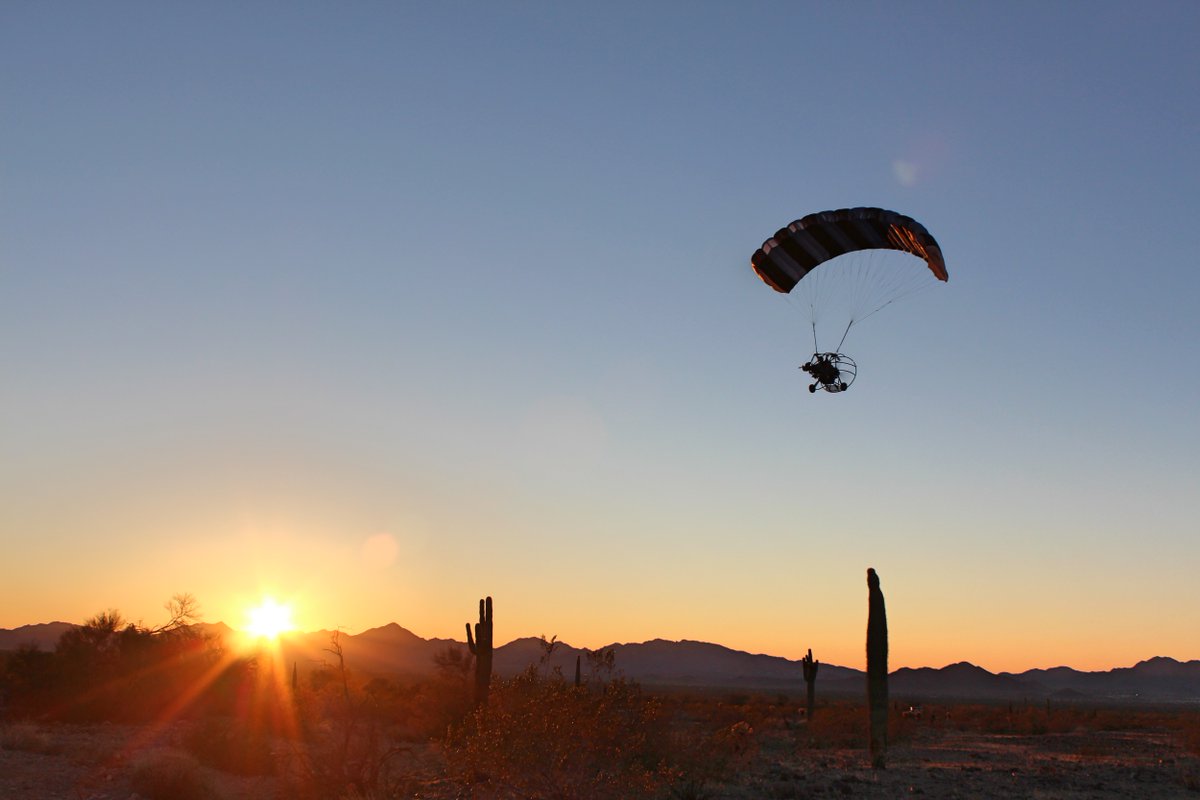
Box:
<box><xmin>750</xmin><ymin>207</ymin><xmax>947</xmax><ymax>355</ymax></box>
<box><xmin>751</xmin><ymin>207</ymin><xmax>947</xmax><ymax>293</ymax></box>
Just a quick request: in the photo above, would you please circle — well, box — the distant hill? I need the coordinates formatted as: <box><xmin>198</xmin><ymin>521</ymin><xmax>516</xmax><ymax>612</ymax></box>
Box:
<box><xmin>1001</xmin><ymin>657</ymin><xmax>1200</xmax><ymax>703</ymax></box>
<box><xmin>590</xmin><ymin>639</ymin><xmax>863</xmax><ymax>688</ymax></box>
<box><xmin>192</xmin><ymin>621</ymin><xmax>235</xmax><ymax>641</ymax></box>
<box><xmin>3</xmin><ymin>621</ymin><xmax>1197</xmax><ymax>703</ymax></box>
<box><xmin>889</xmin><ymin>662</ymin><xmax>1034</xmax><ymax>699</ymax></box>
<box><xmin>0</xmin><ymin>622</ymin><xmax>75</xmax><ymax>652</ymax></box>
<box><xmin>489</xmin><ymin>636</ymin><xmax>861</xmax><ymax>689</ymax></box>
<box><xmin>273</xmin><ymin>623</ymin><xmax>462</xmax><ymax>677</ymax></box>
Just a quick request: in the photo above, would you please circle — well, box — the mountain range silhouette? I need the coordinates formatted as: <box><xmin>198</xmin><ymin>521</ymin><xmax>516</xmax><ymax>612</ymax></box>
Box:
<box><xmin>4</xmin><ymin>621</ymin><xmax>1198</xmax><ymax>703</ymax></box>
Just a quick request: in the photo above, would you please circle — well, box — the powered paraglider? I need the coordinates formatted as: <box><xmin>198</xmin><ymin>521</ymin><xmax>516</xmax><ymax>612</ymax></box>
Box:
<box><xmin>750</xmin><ymin>207</ymin><xmax>947</xmax><ymax>393</ymax></box>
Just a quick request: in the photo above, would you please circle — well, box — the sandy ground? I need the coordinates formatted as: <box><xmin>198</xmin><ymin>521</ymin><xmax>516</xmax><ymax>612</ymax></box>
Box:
<box><xmin>0</xmin><ymin>721</ymin><xmax>274</xmax><ymax>800</ymax></box>
<box><xmin>2</xmin><ymin>720</ymin><xmax>1198</xmax><ymax>799</ymax></box>
<box><xmin>739</xmin><ymin>726</ymin><xmax>1200</xmax><ymax>799</ymax></box>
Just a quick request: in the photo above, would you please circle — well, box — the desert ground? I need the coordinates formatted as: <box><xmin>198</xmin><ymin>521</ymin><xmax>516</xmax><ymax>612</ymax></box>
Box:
<box><xmin>3</xmin><ymin>699</ymin><xmax>1199</xmax><ymax>799</ymax></box>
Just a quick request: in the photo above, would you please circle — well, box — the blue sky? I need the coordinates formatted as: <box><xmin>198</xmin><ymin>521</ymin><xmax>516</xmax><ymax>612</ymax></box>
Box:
<box><xmin>2</xmin><ymin>3</ymin><xmax>1197</xmax><ymax>671</ymax></box>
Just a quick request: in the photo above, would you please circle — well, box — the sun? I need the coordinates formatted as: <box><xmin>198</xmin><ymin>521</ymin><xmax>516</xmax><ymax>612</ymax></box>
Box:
<box><xmin>243</xmin><ymin>597</ymin><xmax>295</xmax><ymax>640</ymax></box>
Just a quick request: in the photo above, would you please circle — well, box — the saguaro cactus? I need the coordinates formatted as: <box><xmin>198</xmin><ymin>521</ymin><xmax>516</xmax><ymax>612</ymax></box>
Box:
<box><xmin>574</xmin><ymin>654</ymin><xmax>582</xmax><ymax>687</ymax></box>
<box><xmin>465</xmin><ymin>596</ymin><xmax>494</xmax><ymax>707</ymax></box>
<box><xmin>801</xmin><ymin>648</ymin><xmax>819</xmax><ymax>720</ymax></box>
<box><xmin>866</xmin><ymin>568</ymin><xmax>888</xmax><ymax>769</ymax></box>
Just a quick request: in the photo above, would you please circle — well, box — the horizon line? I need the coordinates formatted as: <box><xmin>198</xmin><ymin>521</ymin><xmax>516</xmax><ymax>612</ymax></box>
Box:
<box><xmin>4</xmin><ymin>619</ymin><xmax>1195</xmax><ymax>676</ymax></box>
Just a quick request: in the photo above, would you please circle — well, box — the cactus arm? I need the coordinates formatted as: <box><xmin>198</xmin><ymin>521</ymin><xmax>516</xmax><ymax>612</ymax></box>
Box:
<box><xmin>802</xmin><ymin>648</ymin><xmax>819</xmax><ymax>680</ymax></box>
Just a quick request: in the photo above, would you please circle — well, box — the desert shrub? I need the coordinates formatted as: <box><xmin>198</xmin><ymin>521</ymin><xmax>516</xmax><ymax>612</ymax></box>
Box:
<box><xmin>184</xmin><ymin>716</ymin><xmax>275</xmax><ymax>775</ymax></box>
<box><xmin>941</xmin><ymin>703</ymin><xmax>1049</xmax><ymax>735</ymax></box>
<box><xmin>408</xmin><ymin>645</ymin><xmax>476</xmax><ymax>737</ymax></box>
<box><xmin>1186</xmin><ymin>723</ymin><xmax>1200</xmax><ymax>758</ymax></box>
<box><xmin>910</xmin><ymin>702</ymin><xmax>1180</xmax><ymax>738</ymax></box>
<box><xmin>54</xmin><ymin>617</ymin><xmax>219</xmax><ymax>722</ymax></box>
<box><xmin>396</xmin><ymin>676</ymin><xmax>473</xmax><ymax>741</ymax></box>
<box><xmin>953</xmin><ymin>703</ymin><xmax>1018</xmax><ymax>734</ymax></box>
<box><xmin>0</xmin><ymin>722</ymin><xmax>59</xmax><ymax>754</ymax></box>
<box><xmin>194</xmin><ymin>656</ymin><xmax>260</xmax><ymax>718</ymax></box>
<box><xmin>130</xmin><ymin>749</ymin><xmax>219</xmax><ymax>800</ymax></box>
<box><xmin>446</xmin><ymin>669</ymin><xmax>674</xmax><ymax>799</ymax></box>
<box><xmin>4</xmin><ymin>597</ymin><xmax>224</xmax><ymax>723</ymax></box>
<box><xmin>445</xmin><ymin>673</ymin><xmax>763</xmax><ymax>799</ymax></box>
<box><xmin>1171</xmin><ymin>711</ymin><xmax>1200</xmax><ymax>756</ymax></box>
<box><xmin>798</xmin><ymin>701</ymin><xmax>866</xmax><ymax>749</ymax></box>
<box><xmin>887</xmin><ymin>707</ymin><xmax>919</xmax><ymax>744</ymax></box>
<box><xmin>280</xmin><ymin>633</ymin><xmax>414</xmax><ymax>800</ymax></box>
<box><xmin>1179</xmin><ymin>763</ymin><xmax>1200</xmax><ymax>792</ymax></box>
<box><xmin>346</xmin><ymin>670</ymin><xmax>473</xmax><ymax>743</ymax></box>
<box><xmin>663</xmin><ymin>718</ymin><xmax>757</xmax><ymax>800</ymax></box>
<box><xmin>0</xmin><ymin>645</ymin><xmax>56</xmax><ymax>718</ymax></box>
<box><xmin>785</xmin><ymin>699</ymin><xmax>919</xmax><ymax>751</ymax></box>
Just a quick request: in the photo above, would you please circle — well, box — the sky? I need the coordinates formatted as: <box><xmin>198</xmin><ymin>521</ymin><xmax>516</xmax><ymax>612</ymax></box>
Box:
<box><xmin>2</xmin><ymin>2</ymin><xmax>1197</xmax><ymax>674</ymax></box>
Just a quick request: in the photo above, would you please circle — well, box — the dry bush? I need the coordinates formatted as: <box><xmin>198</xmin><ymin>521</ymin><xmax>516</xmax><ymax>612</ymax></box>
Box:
<box><xmin>351</xmin><ymin>670</ymin><xmax>472</xmax><ymax>742</ymax></box>
<box><xmin>1166</xmin><ymin>710</ymin><xmax>1200</xmax><ymax>756</ymax></box>
<box><xmin>1</xmin><ymin>600</ymin><xmax>223</xmax><ymax>723</ymax></box>
<box><xmin>0</xmin><ymin>645</ymin><xmax>57</xmax><ymax>717</ymax></box>
<box><xmin>130</xmin><ymin>749</ymin><xmax>219</xmax><ymax>800</ymax></box>
<box><xmin>279</xmin><ymin>635</ymin><xmax>415</xmax><ymax>800</ymax></box>
<box><xmin>446</xmin><ymin>669</ymin><xmax>674</xmax><ymax>799</ymax></box>
<box><xmin>780</xmin><ymin>698</ymin><xmax>929</xmax><ymax>753</ymax></box>
<box><xmin>183</xmin><ymin>716</ymin><xmax>275</xmax><ymax>775</ymax></box>
<box><xmin>936</xmin><ymin>702</ymin><xmax>1164</xmax><ymax>737</ymax></box>
<box><xmin>938</xmin><ymin>702</ymin><xmax>1064</xmax><ymax>735</ymax></box>
<box><xmin>0</xmin><ymin>722</ymin><xmax>59</xmax><ymax>754</ymax></box>
<box><xmin>401</xmin><ymin>646</ymin><xmax>476</xmax><ymax>738</ymax></box>
<box><xmin>662</xmin><ymin>718</ymin><xmax>757</xmax><ymax>800</ymax></box>
<box><xmin>1184</xmin><ymin>716</ymin><xmax>1200</xmax><ymax>756</ymax></box>
<box><xmin>796</xmin><ymin>701</ymin><xmax>867</xmax><ymax>749</ymax></box>
<box><xmin>1179</xmin><ymin>763</ymin><xmax>1200</xmax><ymax>792</ymax></box>
<box><xmin>445</xmin><ymin>672</ymin><xmax>763</xmax><ymax>800</ymax></box>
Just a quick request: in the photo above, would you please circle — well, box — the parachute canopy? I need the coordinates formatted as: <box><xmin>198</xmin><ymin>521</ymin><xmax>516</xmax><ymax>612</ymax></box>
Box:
<box><xmin>751</xmin><ymin>207</ymin><xmax>947</xmax><ymax>293</ymax></box>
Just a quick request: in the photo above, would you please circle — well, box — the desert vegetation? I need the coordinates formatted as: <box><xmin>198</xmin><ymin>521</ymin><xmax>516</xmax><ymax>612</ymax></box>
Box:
<box><xmin>0</xmin><ymin>594</ymin><xmax>230</xmax><ymax>724</ymax></box>
<box><xmin>3</xmin><ymin>595</ymin><xmax>1200</xmax><ymax>799</ymax></box>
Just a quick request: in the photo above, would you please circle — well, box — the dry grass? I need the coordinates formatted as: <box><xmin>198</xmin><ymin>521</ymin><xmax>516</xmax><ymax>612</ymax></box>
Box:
<box><xmin>130</xmin><ymin>749</ymin><xmax>220</xmax><ymax>800</ymax></box>
<box><xmin>5</xmin><ymin>667</ymin><xmax>1200</xmax><ymax>799</ymax></box>
<box><xmin>0</xmin><ymin>722</ymin><xmax>60</xmax><ymax>754</ymax></box>
<box><xmin>1172</xmin><ymin>711</ymin><xmax>1200</xmax><ymax>756</ymax></box>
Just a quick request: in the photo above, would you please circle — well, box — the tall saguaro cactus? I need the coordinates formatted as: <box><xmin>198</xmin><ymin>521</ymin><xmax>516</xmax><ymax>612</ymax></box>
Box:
<box><xmin>866</xmin><ymin>568</ymin><xmax>888</xmax><ymax>769</ymax></box>
<box><xmin>801</xmin><ymin>648</ymin><xmax>819</xmax><ymax>721</ymax></box>
<box><xmin>465</xmin><ymin>596</ymin><xmax>494</xmax><ymax>707</ymax></box>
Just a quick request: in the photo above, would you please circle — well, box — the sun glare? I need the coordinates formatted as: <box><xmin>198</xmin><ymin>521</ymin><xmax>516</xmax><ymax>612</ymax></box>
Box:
<box><xmin>244</xmin><ymin>597</ymin><xmax>295</xmax><ymax>640</ymax></box>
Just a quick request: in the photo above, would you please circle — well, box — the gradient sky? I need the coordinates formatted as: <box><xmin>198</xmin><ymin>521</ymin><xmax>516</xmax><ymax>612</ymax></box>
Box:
<box><xmin>3</xmin><ymin>3</ymin><xmax>1197</xmax><ymax>673</ymax></box>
